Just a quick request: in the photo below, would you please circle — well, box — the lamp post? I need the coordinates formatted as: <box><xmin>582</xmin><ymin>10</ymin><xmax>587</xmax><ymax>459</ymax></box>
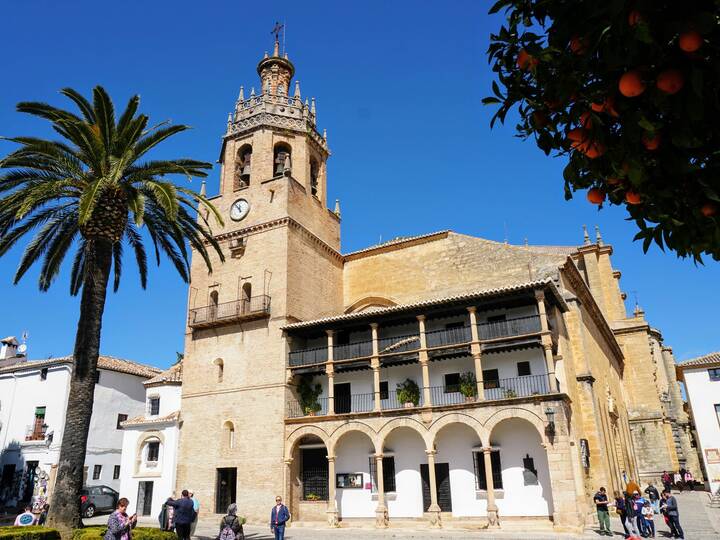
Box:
<box><xmin>544</xmin><ymin>406</ymin><xmax>556</xmax><ymax>438</ymax></box>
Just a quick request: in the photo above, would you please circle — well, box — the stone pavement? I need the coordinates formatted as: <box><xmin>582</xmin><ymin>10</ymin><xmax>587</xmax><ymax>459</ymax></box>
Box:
<box><xmin>82</xmin><ymin>491</ymin><xmax>718</xmax><ymax>540</ymax></box>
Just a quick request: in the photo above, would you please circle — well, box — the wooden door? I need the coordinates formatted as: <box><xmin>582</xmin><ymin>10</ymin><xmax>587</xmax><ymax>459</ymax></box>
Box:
<box><xmin>420</xmin><ymin>462</ymin><xmax>452</xmax><ymax>512</ymax></box>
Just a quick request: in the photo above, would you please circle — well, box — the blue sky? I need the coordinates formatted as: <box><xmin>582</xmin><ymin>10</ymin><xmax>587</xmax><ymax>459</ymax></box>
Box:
<box><xmin>1</xmin><ymin>1</ymin><xmax>718</xmax><ymax>369</ymax></box>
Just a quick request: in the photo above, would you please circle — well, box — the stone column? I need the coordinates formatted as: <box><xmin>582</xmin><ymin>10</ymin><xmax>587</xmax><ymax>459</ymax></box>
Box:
<box><xmin>326</xmin><ymin>456</ymin><xmax>339</xmax><ymax>527</ymax></box>
<box><xmin>543</xmin><ymin>344</ymin><xmax>559</xmax><ymax>392</ymax></box>
<box><xmin>374</xmin><ymin>454</ymin><xmax>389</xmax><ymax>528</ymax></box>
<box><xmin>536</xmin><ymin>292</ymin><xmax>558</xmax><ymax>392</ymax></box>
<box><xmin>426</xmin><ymin>450</ymin><xmax>442</xmax><ymax>527</ymax></box>
<box><xmin>283</xmin><ymin>458</ymin><xmax>293</xmax><ymax>511</ymax></box>
<box><xmin>371</xmin><ymin>323</ymin><xmax>381</xmax><ymax>411</ymax></box>
<box><xmin>467</xmin><ymin>307</ymin><xmax>485</xmax><ymax>399</ymax></box>
<box><xmin>417</xmin><ymin>315</ymin><xmax>431</xmax><ymax>406</ymax></box>
<box><xmin>483</xmin><ymin>448</ymin><xmax>500</xmax><ymax>528</ymax></box>
<box><xmin>326</xmin><ymin>330</ymin><xmax>335</xmax><ymax>415</ymax></box>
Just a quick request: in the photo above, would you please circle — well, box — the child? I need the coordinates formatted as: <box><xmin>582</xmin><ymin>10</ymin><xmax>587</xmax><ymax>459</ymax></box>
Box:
<box><xmin>642</xmin><ymin>500</ymin><xmax>655</xmax><ymax>538</ymax></box>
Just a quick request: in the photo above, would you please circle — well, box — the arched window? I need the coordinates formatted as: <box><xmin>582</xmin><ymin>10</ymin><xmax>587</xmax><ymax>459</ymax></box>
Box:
<box><xmin>143</xmin><ymin>437</ymin><xmax>161</xmax><ymax>465</ymax></box>
<box><xmin>273</xmin><ymin>143</ymin><xmax>292</xmax><ymax>177</ymax></box>
<box><xmin>214</xmin><ymin>358</ymin><xmax>224</xmax><ymax>383</ymax></box>
<box><xmin>234</xmin><ymin>144</ymin><xmax>252</xmax><ymax>189</ymax></box>
<box><xmin>209</xmin><ymin>290</ymin><xmax>219</xmax><ymax>321</ymax></box>
<box><xmin>223</xmin><ymin>421</ymin><xmax>235</xmax><ymax>449</ymax></box>
<box><xmin>310</xmin><ymin>158</ymin><xmax>320</xmax><ymax>197</ymax></box>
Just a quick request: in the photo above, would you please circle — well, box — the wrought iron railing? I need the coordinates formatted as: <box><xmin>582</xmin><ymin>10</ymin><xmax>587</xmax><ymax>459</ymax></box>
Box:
<box><xmin>478</xmin><ymin>315</ymin><xmax>541</xmax><ymax>340</ymax></box>
<box><xmin>188</xmin><ymin>295</ymin><xmax>270</xmax><ymax>327</ymax></box>
<box><xmin>425</xmin><ymin>326</ymin><xmax>472</xmax><ymax>348</ymax></box>
<box><xmin>335</xmin><ymin>393</ymin><xmax>375</xmax><ymax>414</ymax></box>
<box><xmin>25</xmin><ymin>424</ymin><xmax>47</xmax><ymax>441</ymax></box>
<box><xmin>288</xmin><ymin>347</ymin><xmax>328</xmax><ymax>367</ymax></box>
<box><xmin>482</xmin><ymin>374</ymin><xmax>550</xmax><ymax>400</ymax></box>
<box><xmin>429</xmin><ymin>386</ymin><xmax>469</xmax><ymax>406</ymax></box>
<box><xmin>377</xmin><ymin>333</ymin><xmax>420</xmax><ymax>355</ymax></box>
<box><xmin>333</xmin><ymin>340</ymin><xmax>373</xmax><ymax>361</ymax></box>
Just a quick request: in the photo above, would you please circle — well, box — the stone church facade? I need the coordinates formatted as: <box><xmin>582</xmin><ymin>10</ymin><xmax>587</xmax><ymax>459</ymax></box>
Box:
<box><xmin>174</xmin><ymin>40</ymin><xmax>694</xmax><ymax>531</ymax></box>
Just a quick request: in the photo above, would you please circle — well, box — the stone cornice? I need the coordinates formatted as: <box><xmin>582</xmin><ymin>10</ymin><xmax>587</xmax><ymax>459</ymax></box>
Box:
<box><xmin>561</xmin><ymin>257</ymin><xmax>625</xmax><ymax>365</ymax></box>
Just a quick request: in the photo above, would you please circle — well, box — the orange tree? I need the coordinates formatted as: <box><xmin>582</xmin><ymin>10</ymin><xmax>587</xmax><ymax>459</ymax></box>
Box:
<box><xmin>484</xmin><ymin>0</ymin><xmax>720</xmax><ymax>261</ymax></box>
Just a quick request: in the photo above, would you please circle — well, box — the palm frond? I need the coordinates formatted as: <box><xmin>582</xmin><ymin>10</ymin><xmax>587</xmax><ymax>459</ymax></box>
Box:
<box><xmin>60</xmin><ymin>88</ymin><xmax>96</xmax><ymax>124</ymax></box>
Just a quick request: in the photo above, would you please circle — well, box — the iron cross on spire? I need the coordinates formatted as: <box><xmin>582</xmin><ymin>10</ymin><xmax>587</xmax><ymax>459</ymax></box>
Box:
<box><xmin>271</xmin><ymin>21</ymin><xmax>284</xmax><ymax>43</ymax></box>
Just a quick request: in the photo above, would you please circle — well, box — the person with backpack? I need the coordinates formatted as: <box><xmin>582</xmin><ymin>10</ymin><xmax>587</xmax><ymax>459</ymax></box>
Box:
<box><xmin>218</xmin><ymin>504</ymin><xmax>244</xmax><ymax>540</ymax></box>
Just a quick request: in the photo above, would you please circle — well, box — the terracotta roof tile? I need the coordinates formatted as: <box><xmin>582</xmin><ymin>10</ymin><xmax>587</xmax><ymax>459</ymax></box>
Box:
<box><xmin>0</xmin><ymin>354</ymin><xmax>161</xmax><ymax>378</ymax></box>
<box><xmin>144</xmin><ymin>362</ymin><xmax>183</xmax><ymax>386</ymax></box>
<box><xmin>678</xmin><ymin>352</ymin><xmax>720</xmax><ymax>369</ymax></box>
<box><xmin>121</xmin><ymin>410</ymin><xmax>181</xmax><ymax>427</ymax></box>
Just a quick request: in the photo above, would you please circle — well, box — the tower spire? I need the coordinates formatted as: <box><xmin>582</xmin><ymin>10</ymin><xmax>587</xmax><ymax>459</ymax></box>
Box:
<box><xmin>595</xmin><ymin>224</ymin><xmax>603</xmax><ymax>246</ymax></box>
<box><xmin>583</xmin><ymin>224</ymin><xmax>590</xmax><ymax>245</ymax></box>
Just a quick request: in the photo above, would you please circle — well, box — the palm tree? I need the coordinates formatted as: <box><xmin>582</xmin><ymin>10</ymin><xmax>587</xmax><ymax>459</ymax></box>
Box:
<box><xmin>0</xmin><ymin>86</ymin><xmax>223</xmax><ymax>531</ymax></box>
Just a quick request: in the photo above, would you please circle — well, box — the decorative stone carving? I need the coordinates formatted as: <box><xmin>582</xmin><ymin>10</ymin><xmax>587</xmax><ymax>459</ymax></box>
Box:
<box><xmin>486</xmin><ymin>502</ymin><xmax>500</xmax><ymax>528</ymax></box>
<box><xmin>375</xmin><ymin>505</ymin><xmax>389</xmax><ymax>528</ymax></box>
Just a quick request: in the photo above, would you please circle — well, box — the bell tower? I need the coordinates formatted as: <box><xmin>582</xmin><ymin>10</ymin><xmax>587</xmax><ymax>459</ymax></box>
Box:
<box><xmin>176</xmin><ymin>38</ymin><xmax>344</xmax><ymax>521</ymax></box>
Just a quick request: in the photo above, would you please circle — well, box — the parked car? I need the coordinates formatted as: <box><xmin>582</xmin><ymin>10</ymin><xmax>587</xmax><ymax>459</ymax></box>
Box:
<box><xmin>80</xmin><ymin>485</ymin><xmax>119</xmax><ymax>518</ymax></box>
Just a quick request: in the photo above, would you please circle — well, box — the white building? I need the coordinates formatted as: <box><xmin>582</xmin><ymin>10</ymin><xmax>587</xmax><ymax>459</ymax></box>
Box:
<box><xmin>677</xmin><ymin>352</ymin><xmax>720</xmax><ymax>494</ymax></box>
<box><xmin>0</xmin><ymin>355</ymin><xmax>160</xmax><ymax>507</ymax></box>
<box><xmin>118</xmin><ymin>362</ymin><xmax>182</xmax><ymax>518</ymax></box>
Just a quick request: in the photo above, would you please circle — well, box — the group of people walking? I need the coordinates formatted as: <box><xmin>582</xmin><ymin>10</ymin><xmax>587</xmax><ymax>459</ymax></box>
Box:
<box><xmin>594</xmin><ymin>480</ymin><xmax>685</xmax><ymax>539</ymax></box>
<box><xmin>662</xmin><ymin>469</ymin><xmax>695</xmax><ymax>493</ymax></box>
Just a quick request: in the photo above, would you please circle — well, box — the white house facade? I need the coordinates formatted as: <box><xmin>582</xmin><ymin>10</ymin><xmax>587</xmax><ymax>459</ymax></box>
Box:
<box><xmin>119</xmin><ymin>362</ymin><xmax>182</xmax><ymax>518</ymax></box>
<box><xmin>0</xmin><ymin>355</ymin><xmax>160</xmax><ymax>507</ymax></box>
<box><xmin>677</xmin><ymin>352</ymin><xmax>720</xmax><ymax>494</ymax></box>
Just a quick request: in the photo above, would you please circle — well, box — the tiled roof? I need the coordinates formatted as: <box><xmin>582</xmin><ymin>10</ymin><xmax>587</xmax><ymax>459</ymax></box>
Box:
<box><xmin>677</xmin><ymin>352</ymin><xmax>720</xmax><ymax>369</ymax></box>
<box><xmin>0</xmin><ymin>355</ymin><xmax>161</xmax><ymax>379</ymax></box>
<box><xmin>343</xmin><ymin>231</ymin><xmax>450</xmax><ymax>260</ymax></box>
<box><xmin>282</xmin><ymin>279</ymin><xmax>566</xmax><ymax>330</ymax></box>
<box><xmin>1</xmin><ymin>336</ymin><xmax>19</xmax><ymax>345</ymax></box>
<box><xmin>144</xmin><ymin>362</ymin><xmax>183</xmax><ymax>387</ymax></box>
<box><xmin>121</xmin><ymin>411</ymin><xmax>181</xmax><ymax>427</ymax></box>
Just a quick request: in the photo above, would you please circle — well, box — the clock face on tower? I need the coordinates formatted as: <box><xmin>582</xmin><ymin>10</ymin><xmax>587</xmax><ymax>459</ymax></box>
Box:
<box><xmin>229</xmin><ymin>198</ymin><xmax>250</xmax><ymax>222</ymax></box>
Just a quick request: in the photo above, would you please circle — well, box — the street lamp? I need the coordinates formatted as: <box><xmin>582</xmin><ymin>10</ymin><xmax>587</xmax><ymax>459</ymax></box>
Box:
<box><xmin>544</xmin><ymin>406</ymin><xmax>556</xmax><ymax>437</ymax></box>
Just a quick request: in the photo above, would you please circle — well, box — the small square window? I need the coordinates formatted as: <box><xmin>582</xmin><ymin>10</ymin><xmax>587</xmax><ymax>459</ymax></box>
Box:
<box><xmin>92</xmin><ymin>465</ymin><xmax>102</xmax><ymax>480</ymax></box>
<box><xmin>517</xmin><ymin>361</ymin><xmax>531</xmax><ymax>377</ymax></box>
<box><xmin>113</xmin><ymin>465</ymin><xmax>121</xmax><ymax>480</ymax></box>
<box><xmin>147</xmin><ymin>441</ymin><xmax>160</xmax><ymax>462</ymax></box>
<box><xmin>40</xmin><ymin>368</ymin><xmax>48</xmax><ymax>381</ymax></box>
<box><xmin>379</xmin><ymin>381</ymin><xmax>389</xmax><ymax>400</ymax></box>
<box><xmin>444</xmin><ymin>373</ymin><xmax>460</xmax><ymax>393</ymax></box>
<box><xmin>116</xmin><ymin>414</ymin><xmax>128</xmax><ymax>429</ymax></box>
<box><xmin>708</xmin><ymin>368</ymin><xmax>720</xmax><ymax>381</ymax></box>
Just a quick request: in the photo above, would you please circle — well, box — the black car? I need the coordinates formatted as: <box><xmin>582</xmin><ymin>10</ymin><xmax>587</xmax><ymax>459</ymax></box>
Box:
<box><xmin>80</xmin><ymin>485</ymin><xmax>119</xmax><ymax>518</ymax></box>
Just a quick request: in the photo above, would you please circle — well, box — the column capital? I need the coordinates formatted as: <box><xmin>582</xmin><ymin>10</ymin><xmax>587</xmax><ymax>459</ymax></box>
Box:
<box><xmin>466</xmin><ymin>306</ymin><xmax>477</xmax><ymax>314</ymax></box>
<box><xmin>326</xmin><ymin>455</ymin><xmax>336</xmax><ymax>463</ymax></box>
<box><xmin>374</xmin><ymin>453</ymin><xmax>384</xmax><ymax>460</ymax></box>
<box><xmin>425</xmin><ymin>449</ymin><xmax>437</xmax><ymax>457</ymax></box>
<box><xmin>370</xmin><ymin>322</ymin><xmax>379</xmax><ymax>330</ymax></box>
<box><xmin>482</xmin><ymin>446</ymin><xmax>494</xmax><ymax>454</ymax></box>
<box><xmin>535</xmin><ymin>289</ymin><xmax>546</xmax><ymax>302</ymax></box>
<box><xmin>284</xmin><ymin>458</ymin><xmax>293</xmax><ymax>465</ymax></box>
<box><xmin>416</xmin><ymin>314</ymin><xmax>426</xmax><ymax>322</ymax></box>
<box><xmin>326</xmin><ymin>365</ymin><xmax>335</xmax><ymax>376</ymax></box>
<box><xmin>325</xmin><ymin>329</ymin><xmax>335</xmax><ymax>337</ymax></box>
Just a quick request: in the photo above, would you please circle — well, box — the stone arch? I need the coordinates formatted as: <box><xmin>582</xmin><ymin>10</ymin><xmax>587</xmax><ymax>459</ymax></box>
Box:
<box><xmin>377</xmin><ymin>417</ymin><xmax>430</xmax><ymax>451</ymax></box>
<box><xmin>429</xmin><ymin>412</ymin><xmax>488</xmax><ymax>448</ymax></box>
<box><xmin>213</xmin><ymin>358</ymin><xmax>224</xmax><ymax>383</ymax></box>
<box><xmin>222</xmin><ymin>420</ymin><xmax>235</xmax><ymax>449</ymax></box>
<box><xmin>135</xmin><ymin>430</ymin><xmax>165</xmax><ymax>474</ymax></box>
<box><xmin>273</xmin><ymin>141</ymin><xmax>292</xmax><ymax>177</ymax></box>
<box><xmin>328</xmin><ymin>421</ymin><xmax>379</xmax><ymax>457</ymax></box>
<box><xmin>484</xmin><ymin>407</ymin><xmax>548</xmax><ymax>445</ymax></box>
<box><xmin>285</xmin><ymin>425</ymin><xmax>331</xmax><ymax>459</ymax></box>
<box><xmin>344</xmin><ymin>295</ymin><xmax>398</xmax><ymax>314</ymax></box>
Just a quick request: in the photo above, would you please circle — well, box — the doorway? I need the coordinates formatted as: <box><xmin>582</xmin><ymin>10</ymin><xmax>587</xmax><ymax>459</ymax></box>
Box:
<box><xmin>216</xmin><ymin>468</ymin><xmax>237</xmax><ymax>513</ymax></box>
<box><xmin>301</xmin><ymin>448</ymin><xmax>328</xmax><ymax>501</ymax></box>
<box><xmin>334</xmin><ymin>383</ymin><xmax>351</xmax><ymax>414</ymax></box>
<box><xmin>420</xmin><ymin>462</ymin><xmax>452</xmax><ymax>512</ymax></box>
<box><xmin>136</xmin><ymin>481</ymin><xmax>154</xmax><ymax>516</ymax></box>
<box><xmin>23</xmin><ymin>461</ymin><xmax>38</xmax><ymax>502</ymax></box>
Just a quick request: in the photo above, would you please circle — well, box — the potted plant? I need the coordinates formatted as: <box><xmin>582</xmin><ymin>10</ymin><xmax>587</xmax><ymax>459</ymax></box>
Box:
<box><xmin>305</xmin><ymin>493</ymin><xmax>321</xmax><ymax>501</ymax></box>
<box><xmin>396</xmin><ymin>378</ymin><xmax>420</xmax><ymax>408</ymax></box>
<box><xmin>504</xmin><ymin>388</ymin><xmax>518</xmax><ymax>399</ymax></box>
<box><xmin>298</xmin><ymin>375</ymin><xmax>322</xmax><ymax>416</ymax></box>
<box><xmin>459</xmin><ymin>372</ymin><xmax>477</xmax><ymax>402</ymax></box>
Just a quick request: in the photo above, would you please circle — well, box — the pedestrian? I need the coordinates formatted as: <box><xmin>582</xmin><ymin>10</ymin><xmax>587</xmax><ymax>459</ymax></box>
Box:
<box><xmin>644</xmin><ymin>483</ymin><xmax>660</xmax><ymax>514</ymax></box>
<box><xmin>270</xmin><ymin>495</ymin><xmax>290</xmax><ymax>540</ymax></box>
<box><xmin>683</xmin><ymin>470</ymin><xmax>694</xmax><ymax>491</ymax></box>
<box><xmin>38</xmin><ymin>503</ymin><xmax>50</xmax><ymax>526</ymax></box>
<box><xmin>594</xmin><ymin>487</ymin><xmax>612</xmax><ymax>535</ymax></box>
<box><xmin>661</xmin><ymin>471</ymin><xmax>672</xmax><ymax>493</ymax></box>
<box><xmin>661</xmin><ymin>490</ymin><xmax>684</xmax><ymax>539</ymax></box>
<box><xmin>626</xmin><ymin>479</ymin><xmax>641</xmax><ymax>497</ymax></box>
<box><xmin>14</xmin><ymin>505</ymin><xmax>37</xmax><ymax>526</ymax></box>
<box><xmin>103</xmin><ymin>498</ymin><xmax>137</xmax><ymax>540</ymax></box>
<box><xmin>167</xmin><ymin>490</ymin><xmax>195</xmax><ymax>540</ymax></box>
<box><xmin>673</xmin><ymin>471</ymin><xmax>682</xmax><ymax>492</ymax></box>
<box><xmin>632</xmin><ymin>491</ymin><xmax>647</xmax><ymax>537</ymax></box>
<box><xmin>641</xmin><ymin>501</ymin><xmax>655</xmax><ymax>538</ymax></box>
<box><xmin>218</xmin><ymin>503</ymin><xmax>244</xmax><ymax>540</ymax></box>
<box><xmin>189</xmin><ymin>491</ymin><xmax>200</xmax><ymax>537</ymax></box>
<box><xmin>614</xmin><ymin>490</ymin><xmax>630</xmax><ymax>538</ymax></box>
<box><xmin>624</xmin><ymin>491</ymin><xmax>641</xmax><ymax>538</ymax></box>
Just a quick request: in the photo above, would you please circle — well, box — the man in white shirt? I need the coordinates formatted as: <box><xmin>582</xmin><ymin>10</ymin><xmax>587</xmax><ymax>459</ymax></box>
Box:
<box><xmin>14</xmin><ymin>506</ymin><xmax>37</xmax><ymax>526</ymax></box>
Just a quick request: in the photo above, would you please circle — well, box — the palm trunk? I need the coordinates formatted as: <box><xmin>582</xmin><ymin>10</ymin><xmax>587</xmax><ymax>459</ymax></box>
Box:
<box><xmin>47</xmin><ymin>239</ymin><xmax>113</xmax><ymax>534</ymax></box>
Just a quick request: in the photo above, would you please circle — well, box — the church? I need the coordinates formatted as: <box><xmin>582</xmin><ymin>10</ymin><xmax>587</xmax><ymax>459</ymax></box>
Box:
<box><xmin>173</xmin><ymin>39</ymin><xmax>699</xmax><ymax>531</ymax></box>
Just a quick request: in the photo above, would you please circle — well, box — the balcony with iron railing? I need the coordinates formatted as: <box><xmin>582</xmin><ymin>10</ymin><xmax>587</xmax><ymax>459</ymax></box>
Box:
<box><xmin>287</xmin><ymin>314</ymin><xmax>542</xmax><ymax>367</ymax></box>
<box><xmin>24</xmin><ymin>424</ymin><xmax>47</xmax><ymax>442</ymax></box>
<box><xmin>287</xmin><ymin>373</ymin><xmax>554</xmax><ymax>419</ymax></box>
<box><xmin>188</xmin><ymin>295</ymin><xmax>271</xmax><ymax>329</ymax></box>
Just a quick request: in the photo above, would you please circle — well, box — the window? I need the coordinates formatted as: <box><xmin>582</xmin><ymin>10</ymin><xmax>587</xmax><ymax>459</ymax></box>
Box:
<box><xmin>40</xmin><ymin>368</ymin><xmax>48</xmax><ymax>381</ymax></box>
<box><xmin>444</xmin><ymin>373</ymin><xmax>460</xmax><ymax>393</ymax></box>
<box><xmin>379</xmin><ymin>381</ymin><xmax>389</xmax><ymax>400</ymax></box>
<box><xmin>28</xmin><ymin>407</ymin><xmax>46</xmax><ymax>440</ymax></box>
<box><xmin>273</xmin><ymin>142</ymin><xmax>292</xmax><ymax>177</ymax></box>
<box><xmin>473</xmin><ymin>450</ymin><xmax>503</xmax><ymax>490</ymax></box>
<box><xmin>116</xmin><ymin>414</ymin><xmax>128</xmax><ymax>429</ymax></box>
<box><xmin>215</xmin><ymin>359</ymin><xmax>224</xmax><ymax>383</ymax></box>
<box><xmin>715</xmin><ymin>404</ymin><xmax>720</xmax><ymax>427</ymax></box>
<box><xmin>482</xmin><ymin>369</ymin><xmax>500</xmax><ymax>390</ymax></box>
<box><xmin>147</xmin><ymin>441</ymin><xmax>160</xmax><ymax>462</ymax></box>
<box><xmin>113</xmin><ymin>465</ymin><xmax>121</xmax><ymax>480</ymax></box>
<box><xmin>95</xmin><ymin>371</ymin><xmax>101</xmax><ymax>383</ymax></box>
<box><xmin>234</xmin><ymin>144</ymin><xmax>252</xmax><ymax>189</ymax></box>
<box><xmin>709</xmin><ymin>368</ymin><xmax>720</xmax><ymax>381</ymax></box>
<box><xmin>517</xmin><ymin>361</ymin><xmax>531</xmax><ymax>377</ymax></box>
<box><xmin>223</xmin><ymin>421</ymin><xmax>235</xmax><ymax>449</ymax></box>
<box><xmin>149</xmin><ymin>398</ymin><xmax>160</xmax><ymax>416</ymax></box>
<box><xmin>369</xmin><ymin>456</ymin><xmax>396</xmax><ymax>493</ymax></box>
<box><xmin>310</xmin><ymin>158</ymin><xmax>319</xmax><ymax>197</ymax></box>
<box><xmin>241</xmin><ymin>282</ymin><xmax>252</xmax><ymax>313</ymax></box>
<box><xmin>93</xmin><ymin>465</ymin><xmax>102</xmax><ymax>480</ymax></box>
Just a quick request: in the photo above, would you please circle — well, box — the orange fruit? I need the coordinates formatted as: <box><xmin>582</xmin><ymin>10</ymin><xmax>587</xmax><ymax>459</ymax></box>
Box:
<box><xmin>517</xmin><ymin>49</ymin><xmax>538</xmax><ymax>70</ymax></box>
<box><xmin>567</xmin><ymin>128</ymin><xmax>588</xmax><ymax>146</ymax></box>
<box><xmin>656</xmin><ymin>69</ymin><xmax>685</xmax><ymax>94</ymax></box>
<box><xmin>580</xmin><ymin>111</ymin><xmax>593</xmax><ymax>128</ymax></box>
<box><xmin>570</xmin><ymin>36</ymin><xmax>587</xmax><ymax>55</ymax></box>
<box><xmin>607</xmin><ymin>177</ymin><xmax>622</xmax><ymax>186</ymax></box>
<box><xmin>587</xmin><ymin>188</ymin><xmax>606</xmax><ymax>204</ymax></box>
<box><xmin>626</xmin><ymin>190</ymin><xmax>642</xmax><ymax>205</ymax></box>
<box><xmin>642</xmin><ymin>133</ymin><xmax>661</xmax><ymax>150</ymax></box>
<box><xmin>591</xmin><ymin>101</ymin><xmax>604</xmax><ymax>112</ymax></box>
<box><xmin>628</xmin><ymin>10</ymin><xmax>643</xmax><ymax>27</ymax></box>
<box><xmin>679</xmin><ymin>31</ymin><xmax>702</xmax><ymax>52</ymax></box>
<box><xmin>583</xmin><ymin>142</ymin><xmax>606</xmax><ymax>159</ymax></box>
<box><xmin>619</xmin><ymin>70</ymin><xmax>646</xmax><ymax>97</ymax></box>
<box><xmin>701</xmin><ymin>202</ymin><xmax>717</xmax><ymax>217</ymax></box>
